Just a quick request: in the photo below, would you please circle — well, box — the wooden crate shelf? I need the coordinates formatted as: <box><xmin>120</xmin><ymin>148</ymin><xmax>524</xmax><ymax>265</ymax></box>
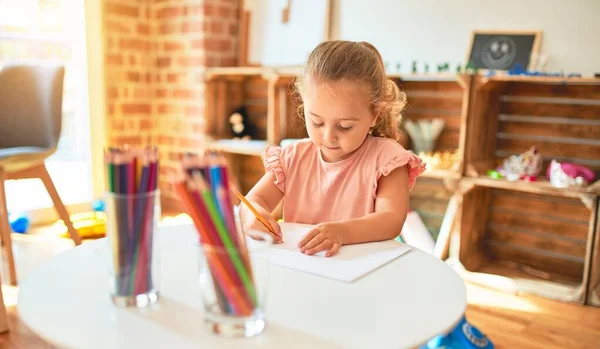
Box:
<box><xmin>454</xmin><ymin>75</ymin><xmax>600</xmax><ymax>304</ymax></box>
<box><xmin>208</xmin><ymin>139</ymin><xmax>267</xmax><ymax>156</ymax></box>
<box><xmin>394</xmin><ymin>74</ymin><xmax>472</xmax><ymax>180</ymax></box>
<box><xmin>464</xmin><ymin>75</ymin><xmax>600</xmax><ymax>182</ymax></box>
<box><xmin>453</xmin><ymin>183</ymin><xmax>597</xmax><ymax>303</ymax></box>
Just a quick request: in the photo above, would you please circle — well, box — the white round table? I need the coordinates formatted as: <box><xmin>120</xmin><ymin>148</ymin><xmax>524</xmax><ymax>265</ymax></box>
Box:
<box><xmin>17</xmin><ymin>223</ymin><xmax>466</xmax><ymax>349</ymax></box>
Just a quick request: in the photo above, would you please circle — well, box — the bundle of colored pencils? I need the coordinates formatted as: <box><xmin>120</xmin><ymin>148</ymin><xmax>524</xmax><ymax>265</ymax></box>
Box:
<box><xmin>174</xmin><ymin>153</ymin><xmax>257</xmax><ymax>316</ymax></box>
<box><xmin>104</xmin><ymin>146</ymin><xmax>159</xmax><ymax>297</ymax></box>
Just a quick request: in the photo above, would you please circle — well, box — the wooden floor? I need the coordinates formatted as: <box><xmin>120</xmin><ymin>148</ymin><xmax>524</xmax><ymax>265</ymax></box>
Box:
<box><xmin>0</xmin><ymin>224</ymin><xmax>600</xmax><ymax>348</ymax></box>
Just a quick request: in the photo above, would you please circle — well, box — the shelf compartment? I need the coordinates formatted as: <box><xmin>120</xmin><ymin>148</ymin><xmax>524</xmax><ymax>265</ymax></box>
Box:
<box><xmin>455</xmin><ymin>184</ymin><xmax>597</xmax><ymax>303</ymax></box>
<box><xmin>464</xmin><ymin>75</ymin><xmax>600</xmax><ymax>191</ymax></box>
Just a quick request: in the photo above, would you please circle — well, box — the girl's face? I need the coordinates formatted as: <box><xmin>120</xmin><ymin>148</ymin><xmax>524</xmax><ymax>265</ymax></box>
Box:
<box><xmin>302</xmin><ymin>77</ymin><xmax>376</xmax><ymax>163</ymax></box>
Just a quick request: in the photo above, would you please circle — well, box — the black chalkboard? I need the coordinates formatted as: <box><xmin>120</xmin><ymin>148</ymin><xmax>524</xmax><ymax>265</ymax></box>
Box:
<box><xmin>467</xmin><ymin>32</ymin><xmax>541</xmax><ymax>71</ymax></box>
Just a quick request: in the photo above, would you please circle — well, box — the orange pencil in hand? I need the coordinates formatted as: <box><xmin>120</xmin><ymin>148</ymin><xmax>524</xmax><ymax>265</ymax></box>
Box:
<box><xmin>229</xmin><ymin>183</ymin><xmax>280</xmax><ymax>241</ymax></box>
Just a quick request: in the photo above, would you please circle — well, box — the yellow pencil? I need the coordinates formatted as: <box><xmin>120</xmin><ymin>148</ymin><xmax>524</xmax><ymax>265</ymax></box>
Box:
<box><xmin>228</xmin><ymin>183</ymin><xmax>278</xmax><ymax>238</ymax></box>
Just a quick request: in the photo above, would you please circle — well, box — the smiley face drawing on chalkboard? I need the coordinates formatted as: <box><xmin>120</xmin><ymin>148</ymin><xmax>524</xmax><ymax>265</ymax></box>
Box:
<box><xmin>481</xmin><ymin>36</ymin><xmax>517</xmax><ymax>70</ymax></box>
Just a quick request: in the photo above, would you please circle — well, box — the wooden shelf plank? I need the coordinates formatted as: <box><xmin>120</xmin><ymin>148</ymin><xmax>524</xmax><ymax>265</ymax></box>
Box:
<box><xmin>485</xmin><ymin>75</ymin><xmax>600</xmax><ymax>85</ymax></box>
<box><xmin>207</xmin><ymin>139</ymin><xmax>267</xmax><ymax>156</ymax></box>
<box><xmin>387</xmin><ymin>73</ymin><xmax>459</xmax><ymax>82</ymax></box>
<box><xmin>464</xmin><ymin>176</ymin><xmax>599</xmax><ymax>199</ymax></box>
<box><xmin>421</xmin><ymin>168</ymin><xmax>461</xmax><ymax>180</ymax></box>
<box><xmin>447</xmin><ymin>258</ymin><xmax>583</xmax><ymax>303</ymax></box>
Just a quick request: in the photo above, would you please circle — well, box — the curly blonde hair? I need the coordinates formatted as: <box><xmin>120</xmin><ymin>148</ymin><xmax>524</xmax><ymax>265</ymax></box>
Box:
<box><xmin>293</xmin><ymin>40</ymin><xmax>407</xmax><ymax>140</ymax></box>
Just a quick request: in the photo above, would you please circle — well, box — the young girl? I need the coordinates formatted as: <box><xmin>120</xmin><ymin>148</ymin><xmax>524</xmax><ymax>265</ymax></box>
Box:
<box><xmin>241</xmin><ymin>40</ymin><xmax>426</xmax><ymax>257</ymax></box>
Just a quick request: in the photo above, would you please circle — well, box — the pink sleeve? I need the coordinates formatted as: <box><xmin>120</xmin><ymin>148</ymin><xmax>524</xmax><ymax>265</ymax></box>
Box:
<box><xmin>373</xmin><ymin>150</ymin><xmax>426</xmax><ymax>199</ymax></box>
<box><xmin>263</xmin><ymin>145</ymin><xmax>286</xmax><ymax>192</ymax></box>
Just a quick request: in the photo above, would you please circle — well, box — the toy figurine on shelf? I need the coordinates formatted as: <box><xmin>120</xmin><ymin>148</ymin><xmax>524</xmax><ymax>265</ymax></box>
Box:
<box><xmin>229</xmin><ymin>106</ymin><xmax>256</xmax><ymax>140</ymax></box>
<box><xmin>412</xmin><ymin>60</ymin><xmax>418</xmax><ymax>74</ymax></box>
<box><xmin>547</xmin><ymin>160</ymin><xmax>596</xmax><ymax>188</ymax></box>
<box><xmin>500</xmin><ymin>146</ymin><xmax>543</xmax><ymax>181</ymax></box>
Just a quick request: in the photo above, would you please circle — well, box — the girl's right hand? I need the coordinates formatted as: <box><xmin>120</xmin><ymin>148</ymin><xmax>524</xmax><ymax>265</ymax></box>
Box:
<box><xmin>241</xmin><ymin>205</ymin><xmax>283</xmax><ymax>243</ymax></box>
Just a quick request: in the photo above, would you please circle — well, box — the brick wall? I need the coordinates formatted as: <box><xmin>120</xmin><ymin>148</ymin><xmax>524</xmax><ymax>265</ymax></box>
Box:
<box><xmin>103</xmin><ymin>0</ymin><xmax>240</xmax><ymax>212</ymax></box>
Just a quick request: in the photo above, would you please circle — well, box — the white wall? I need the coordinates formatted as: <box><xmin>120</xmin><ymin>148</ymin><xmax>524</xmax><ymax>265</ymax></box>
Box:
<box><xmin>331</xmin><ymin>0</ymin><xmax>600</xmax><ymax>76</ymax></box>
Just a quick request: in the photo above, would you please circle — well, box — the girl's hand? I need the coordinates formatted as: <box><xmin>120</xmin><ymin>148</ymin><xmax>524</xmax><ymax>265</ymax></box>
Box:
<box><xmin>297</xmin><ymin>222</ymin><xmax>345</xmax><ymax>257</ymax></box>
<box><xmin>241</xmin><ymin>204</ymin><xmax>283</xmax><ymax>243</ymax></box>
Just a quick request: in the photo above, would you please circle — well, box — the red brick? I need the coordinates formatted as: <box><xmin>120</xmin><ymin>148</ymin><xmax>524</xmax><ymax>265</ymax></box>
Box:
<box><xmin>137</xmin><ymin>23</ymin><xmax>150</xmax><ymax>35</ymax></box>
<box><xmin>146</xmin><ymin>72</ymin><xmax>152</xmax><ymax>83</ymax></box>
<box><xmin>119</xmin><ymin>38</ymin><xmax>149</xmax><ymax>51</ymax></box>
<box><xmin>167</xmin><ymin>73</ymin><xmax>179</xmax><ymax>83</ymax></box>
<box><xmin>205</xmin><ymin>56</ymin><xmax>219</xmax><ymax>67</ymax></box>
<box><xmin>188</xmin><ymin>4</ymin><xmax>203</xmax><ymax>16</ymax></box>
<box><xmin>105</xmin><ymin>3</ymin><xmax>139</xmax><ymax>18</ymax></box>
<box><xmin>204</xmin><ymin>38</ymin><xmax>232</xmax><ymax>51</ymax></box>
<box><xmin>112</xmin><ymin>119</ymin><xmax>125</xmax><ymax>130</ymax></box>
<box><xmin>210</xmin><ymin>21</ymin><xmax>224</xmax><ymax>34</ymax></box>
<box><xmin>158</xmin><ymin>135</ymin><xmax>175</xmax><ymax>145</ymax></box>
<box><xmin>107</xmin><ymin>87</ymin><xmax>118</xmax><ymax>99</ymax></box>
<box><xmin>159</xmin><ymin>23</ymin><xmax>178</xmax><ymax>34</ymax></box>
<box><xmin>156</xmin><ymin>89</ymin><xmax>168</xmax><ymax>98</ymax></box>
<box><xmin>179</xmin><ymin>137</ymin><xmax>203</xmax><ymax>147</ymax></box>
<box><xmin>129</xmin><ymin>55</ymin><xmax>136</xmax><ymax>65</ymax></box>
<box><xmin>106</xmin><ymin>54</ymin><xmax>123</xmax><ymax>65</ymax></box>
<box><xmin>127</xmin><ymin>72</ymin><xmax>140</xmax><ymax>82</ymax></box>
<box><xmin>204</xmin><ymin>3</ymin><xmax>215</xmax><ymax>15</ymax></box>
<box><xmin>105</xmin><ymin>19</ymin><xmax>131</xmax><ymax>34</ymax></box>
<box><xmin>173</xmin><ymin>89</ymin><xmax>200</xmax><ymax>100</ymax></box>
<box><xmin>108</xmin><ymin>104</ymin><xmax>115</xmax><ymax>115</ymax></box>
<box><xmin>140</xmin><ymin>119</ymin><xmax>152</xmax><ymax>130</ymax></box>
<box><xmin>191</xmin><ymin>39</ymin><xmax>204</xmax><ymax>50</ymax></box>
<box><xmin>111</xmin><ymin>136</ymin><xmax>141</xmax><ymax>146</ymax></box>
<box><xmin>164</xmin><ymin>41</ymin><xmax>185</xmax><ymax>51</ymax></box>
<box><xmin>182</xmin><ymin>21</ymin><xmax>204</xmax><ymax>33</ymax></box>
<box><xmin>217</xmin><ymin>5</ymin><xmax>230</xmax><ymax>18</ymax></box>
<box><xmin>122</xmin><ymin>103</ymin><xmax>151</xmax><ymax>114</ymax></box>
<box><xmin>185</xmin><ymin>106</ymin><xmax>202</xmax><ymax>116</ymax></box>
<box><xmin>177</xmin><ymin>56</ymin><xmax>205</xmax><ymax>67</ymax></box>
<box><xmin>156</xmin><ymin>57</ymin><xmax>171</xmax><ymax>68</ymax></box>
<box><xmin>156</xmin><ymin>6</ymin><xmax>184</xmax><ymax>19</ymax></box>
<box><xmin>134</xmin><ymin>88</ymin><xmax>152</xmax><ymax>99</ymax></box>
<box><xmin>221</xmin><ymin>56</ymin><xmax>237</xmax><ymax>67</ymax></box>
<box><xmin>228</xmin><ymin>23</ymin><xmax>237</xmax><ymax>35</ymax></box>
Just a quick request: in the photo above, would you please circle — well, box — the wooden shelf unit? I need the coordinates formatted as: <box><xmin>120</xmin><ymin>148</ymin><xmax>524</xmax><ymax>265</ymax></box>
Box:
<box><xmin>203</xmin><ymin>67</ymin><xmax>306</xmax><ymax>193</ymax></box>
<box><xmin>393</xmin><ymin>74</ymin><xmax>472</xmax><ymax>247</ymax></box>
<box><xmin>455</xmin><ymin>75</ymin><xmax>600</xmax><ymax>304</ymax></box>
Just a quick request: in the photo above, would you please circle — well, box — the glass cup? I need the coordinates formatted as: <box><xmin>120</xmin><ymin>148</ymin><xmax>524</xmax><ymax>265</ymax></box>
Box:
<box><xmin>196</xmin><ymin>229</ymin><xmax>273</xmax><ymax>338</ymax></box>
<box><xmin>105</xmin><ymin>190</ymin><xmax>161</xmax><ymax>307</ymax></box>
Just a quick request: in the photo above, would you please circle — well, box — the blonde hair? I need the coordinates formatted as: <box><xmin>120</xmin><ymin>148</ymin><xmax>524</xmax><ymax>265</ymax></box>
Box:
<box><xmin>293</xmin><ymin>40</ymin><xmax>407</xmax><ymax>140</ymax></box>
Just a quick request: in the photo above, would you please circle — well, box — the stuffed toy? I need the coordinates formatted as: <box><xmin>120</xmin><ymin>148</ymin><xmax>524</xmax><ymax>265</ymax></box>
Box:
<box><xmin>229</xmin><ymin>106</ymin><xmax>256</xmax><ymax>140</ymax></box>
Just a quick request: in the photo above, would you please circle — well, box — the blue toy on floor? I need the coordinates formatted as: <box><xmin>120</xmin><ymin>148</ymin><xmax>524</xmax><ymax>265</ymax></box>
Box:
<box><xmin>420</xmin><ymin>316</ymin><xmax>494</xmax><ymax>349</ymax></box>
<box><xmin>8</xmin><ymin>212</ymin><xmax>30</xmax><ymax>233</ymax></box>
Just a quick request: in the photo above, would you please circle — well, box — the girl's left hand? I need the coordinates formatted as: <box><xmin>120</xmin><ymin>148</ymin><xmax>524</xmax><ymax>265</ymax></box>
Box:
<box><xmin>297</xmin><ymin>222</ymin><xmax>345</xmax><ymax>257</ymax></box>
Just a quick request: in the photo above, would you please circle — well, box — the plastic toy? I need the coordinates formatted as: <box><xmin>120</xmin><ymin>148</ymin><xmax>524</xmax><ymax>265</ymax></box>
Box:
<box><xmin>487</xmin><ymin>169</ymin><xmax>502</xmax><ymax>179</ymax></box>
<box><xmin>9</xmin><ymin>212</ymin><xmax>29</xmax><ymax>234</ymax></box>
<box><xmin>421</xmin><ymin>316</ymin><xmax>494</xmax><ymax>349</ymax></box>
<box><xmin>500</xmin><ymin>146</ymin><xmax>542</xmax><ymax>181</ymax></box>
<box><xmin>547</xmin><ymin>160</ymin><xmax>595</xmax><ymax>188</ymax></box>
<box><xmin>54</xmin><ymin>211</ymin><xmax>106</xmax><ymax>240</ymax></box>
<box><xmin>229</xmin><ymin>106</ymin><xmax>256</xmax><ymax>140</ymax></box>
<box><xmin>92</xmin><ymin>199</ymin><xmax>105</xmax><ymax>212</ymax></box>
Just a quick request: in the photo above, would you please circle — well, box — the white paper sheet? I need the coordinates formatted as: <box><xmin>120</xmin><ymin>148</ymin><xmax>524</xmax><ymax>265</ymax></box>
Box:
<box><xmin>248</xmin><ymin>222</ymin><xmax>412</xmax><ymax>282</ymax></box>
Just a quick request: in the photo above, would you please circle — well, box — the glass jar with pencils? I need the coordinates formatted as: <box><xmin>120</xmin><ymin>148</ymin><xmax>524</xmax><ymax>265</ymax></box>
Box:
<box><xmin>104</xmin><ymin>146</ymin><xmax>161</xmax><ymax>308</ymax></box>
<box><xmin>175</xmin><ymin>153</ymin><xmax>273</xmax><ymax>338</ymax></box>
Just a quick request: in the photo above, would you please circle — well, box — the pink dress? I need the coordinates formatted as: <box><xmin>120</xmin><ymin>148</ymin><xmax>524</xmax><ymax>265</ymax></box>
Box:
<box><xmin>264</xmin><ymin>136</ymin><xmax>426</xmax><ymax>225</ymax></box>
